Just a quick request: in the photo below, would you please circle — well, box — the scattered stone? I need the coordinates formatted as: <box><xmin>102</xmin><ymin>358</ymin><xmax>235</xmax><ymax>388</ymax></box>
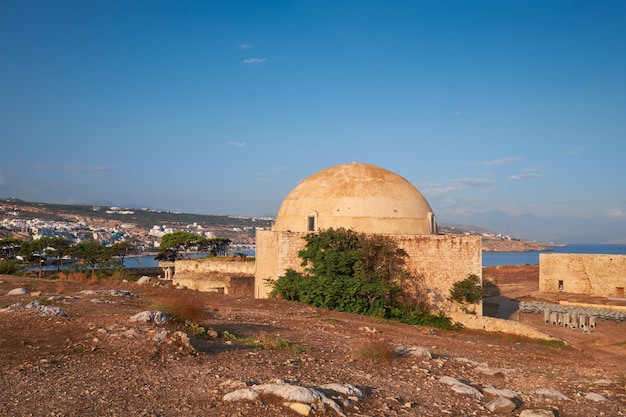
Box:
<box><xmin>136</xmin><ymin>276</ymin><xmax>157</xmax><ymax>285</ymax></box>
<box><xmin>152</xmin><ymin>330</ymin><xmax>170</xmax><ymax>343</ymax></box>
<box><xmin>519</xmin><ymin>410</ymin><xmax>556</xmax><ymax>417</ymax></box>
<box><xmin>585</xmin><ymin>392</ymin><xmax>608</xmax><ymax>402</ymax></box>
<box><xmin>485</xmin><ymin>396</ymin><xmax>517</xmax><ymax>413</ymax></box>
<box><xmin>80</xmin><ymin>289</ymin><xmax>136</xmax><ymax>297</ymax></box>
<box><xmin>483</xmin><ymin>386</ymin><xmax>519</xmax><ymax>399</ymax></box>
<box><xmin>440</xmin><ymin>376</ymin><xmax>483</xmax><ymax>398</ymax></box>
<box><xmin>129</xmin><ymin>310</ymin><xmax>168</xmax><ymax>325</ymax></box>
<box><xmin>223</xmin><ymin>381</ymin><xmax>351</xmax><ymax>416</ymax></box>
<box><xmin>7</xmin><ymin>288</ymin><xmax>29</xmax><ymax>295</ymax></box>
<box><xmin>284</xmin><ymin>401</ymin><xmax>312</xmax><ymax>416</ymax></box>
<box><xmin>172</xmin><ymin>331</ymin><xmax>196</xmax><ymax>353</ymax></box>
<box><xmin>1</xmin><ymin>300</ymin><xmax>67</xmax><ymax>317</ymax></box>
<box><xmin>223</xmin><ymin>388</ymin><xmax>259</xmax><ymax>401</ymax></box>
<box><xmin>530</xmin><ymin>388</ymin><xmax>570</xmax><ymax>401</ymax></box>
<box><xmin>396</xmin><ymin>345</ymin><xmax>432</xmax><ymax>359</ymax></box>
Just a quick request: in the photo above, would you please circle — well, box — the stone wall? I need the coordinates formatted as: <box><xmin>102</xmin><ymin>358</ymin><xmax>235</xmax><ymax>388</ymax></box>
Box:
<box><xmin>173</xmin><ymin>271</ymin><xmax>254</xmax><ymax>297</ymax></box>
<box><xmin>255</xmin><ymin>231</ymin><xmax>482</xmax><ymax>313</ymax></box>
<box><xmin>171</xmin><ymin>257</ymin><xmax>256</xmax><ymax>298</ymax></box>
<box><xmin>539</xmin><ymin>253</ymin><xmax>626</xmax><ymax>298</ymax></box>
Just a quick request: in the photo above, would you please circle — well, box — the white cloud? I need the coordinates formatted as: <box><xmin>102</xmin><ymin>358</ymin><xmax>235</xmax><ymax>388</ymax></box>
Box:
<box><xmin>243</xmin><ymin>58</ymin><xmax>267</xmax><ymax>64</ymax></box>
<box><xmin>239</xmin><ymin>43</ymin><xmax>252</xmax><ymax>50</ymax></box>
<box><xmin>421</xmin><ymin>177</ymin><xmax>494</xmax><ymax>196</ymax></box>
<box><xmin>605</xmin><ymin>208</ymin><xmax>626</xmax><ymax>218</ymax></box>
<box><xmin>449</xmin><ymin>178</ymin><xmax>495</xmax><ymax>188</ymax></box>
<box><xmin>472</xmin><ymin>157</ymin><xmax>520</xmax><ymax>167</ymax></box>
<box><xmin>508</xmin><ymin>173</ymin><xmax>544</xmax><ymax>181</ymax></box>
<box><xmin>566</xmin><ymin>146</ymin><xmax>584</xmax><ymax>155</ymax></box>
<box><xmin>227</xmin><ymin>142</ymin><xmax>246</xmax><ymax>148</ymax></box>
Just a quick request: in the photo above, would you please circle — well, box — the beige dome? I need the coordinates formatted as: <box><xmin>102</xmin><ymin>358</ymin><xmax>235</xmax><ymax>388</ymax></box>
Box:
<box><xmin>274</xmin><ymin>163</ymin><xmax>437</xmax><ymax>235</ymax></box>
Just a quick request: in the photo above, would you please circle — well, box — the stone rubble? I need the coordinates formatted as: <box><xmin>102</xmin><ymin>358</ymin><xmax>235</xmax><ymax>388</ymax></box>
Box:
<box><xmin>0</xmin><ymin>300</ymin><xmax>67</xmax><ymax>317</ymax></box>
<box><xmin>129</xmin><ymin>310</ymin><xmax>168</xmax><ymax>325</ymax></box>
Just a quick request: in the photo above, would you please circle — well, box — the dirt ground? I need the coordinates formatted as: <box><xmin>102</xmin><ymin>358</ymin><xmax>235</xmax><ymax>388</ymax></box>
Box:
<box><xmin>1</xmin><ymin>267</ymin><xmax>625</xmax><ymax>417</ymax></box>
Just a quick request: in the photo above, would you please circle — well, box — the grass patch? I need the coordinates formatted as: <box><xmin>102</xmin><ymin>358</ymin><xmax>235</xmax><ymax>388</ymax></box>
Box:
<box><xmin>536</xmin><ymin>339</ymin><xmax>568</xmax><ymax>350</ymax></box>
<box><xmin>243</xmin><ymin>336</ymin><xmax>312</xmax><ymax>353</ymax></box>
<box><xmin>316</xmin><ymin>317</ymin><xmax>342</xmax><ymax>323</ymax></box>
<box><xmin>611</xmin><ymin>340</ymin><xmax>626</xmax><ymax>347</ymax></box>
<box><xmin>581</xmin><ymin>338</ymin><xmax>600</xmax><ymax>345</ymax></box>
<box><xmin>352</xmin><ymin>340</ymin><xmax>396</xmax><ymax>363</ymax></box>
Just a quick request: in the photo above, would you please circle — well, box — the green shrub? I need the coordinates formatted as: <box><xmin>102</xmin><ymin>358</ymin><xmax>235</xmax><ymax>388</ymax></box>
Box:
<box><xmin>268</xmin><ymin>228</ymin><xmax>456</xmax><ymax>329</ymax></box>
<box><xmin>449</xmin><ymin>274</ymin><xmax>483</xmax><ymax>313</ymax></box>
<box><xmin>0</xmin><ymin>259</ymin><xmax>22</xmax><ymax>275</ymax></box>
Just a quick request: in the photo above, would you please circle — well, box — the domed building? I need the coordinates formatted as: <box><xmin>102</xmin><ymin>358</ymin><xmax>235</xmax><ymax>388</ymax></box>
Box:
<box><xmin>255</xmin><ymin>163</ymin><xmax>482</xmax><ymax>311</ymax></box>
<box><xmin>273</xmin><ymin>162</ymin><xmax>437</xmax><ymax>235</ymax></box>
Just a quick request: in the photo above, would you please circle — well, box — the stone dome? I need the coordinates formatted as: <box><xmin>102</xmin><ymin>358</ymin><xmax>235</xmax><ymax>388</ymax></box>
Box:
<box><xmin>274</xmin><ymin>162</ymin><xmax>437</xmax><ymax>235</ymax></box>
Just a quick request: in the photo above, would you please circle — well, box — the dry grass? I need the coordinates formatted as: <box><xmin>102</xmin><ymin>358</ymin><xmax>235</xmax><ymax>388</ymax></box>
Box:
<box><xmin>352</xmin><ymin>339</ymin><xmax>396</xmax><ymax>363</ymax></box>
<box><xmin>150</xmin><ymin>293</ymin><xmax>207</xmax><ymax>323</ymax></box>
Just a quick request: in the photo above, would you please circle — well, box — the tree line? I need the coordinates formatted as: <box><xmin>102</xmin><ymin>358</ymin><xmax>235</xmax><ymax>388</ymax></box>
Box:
<box><xmin>0</xmin><ymin>231</ymin><xmax>232</xmax><ymax>276</ymax></box>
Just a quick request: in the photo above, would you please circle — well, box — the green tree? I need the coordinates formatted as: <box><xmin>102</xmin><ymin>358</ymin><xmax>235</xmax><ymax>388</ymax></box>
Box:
<box><xmin>157</xmin><ymin>231</ymin><xmax>205</xmax><ymax>260</ymax></box>
<box><xmin>71</xmin><ymin>240</ymin><xmax>110</xmax><ymax>276</ymax></box>
<box><xmin>0</xmin><ymin>238</ymin><xmax>23</xmax><ymax>260</ymax></box>
<box><xmin>109</xmin><ymin>239</ymin><xmax>138</xmax><ymax>266</ymax></box>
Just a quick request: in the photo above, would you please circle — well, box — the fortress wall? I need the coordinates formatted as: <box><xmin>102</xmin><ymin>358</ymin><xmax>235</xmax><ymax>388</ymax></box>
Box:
<box><xmin>394</xmin><ymin>235</ymin><xmax>483</xmax><ymax>313</ymax></box>
<box><xmin>175</xmin><ymin>258</ymin><xmax>255</xmax><ymax>275</ymax></box>
<box><xmin>173</xmin><ymin>272</ymin><xmax>254</xmax><ymax>297</ymax></box>
<box><xmin>255</xmin><ymin>230</ymin><xmax>307</xmax><ymax>298</ymax></box>
<box><xmin>255</xmin><ymin>231</ymin><xmax>483</xmax><ymax>313</ymax></box>
<box><xmin>540</xmin><ymin>253</ymin><xmax>626</xmax><ymax>297</ymax></box>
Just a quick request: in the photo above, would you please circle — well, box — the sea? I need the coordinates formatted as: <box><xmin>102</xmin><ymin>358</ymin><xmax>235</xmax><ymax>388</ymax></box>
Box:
<box><xmin>482</xmin><ymin>243</ymin><xmax>626</xmax><ymax>267</ymax></box>
<box><xmin>38</xmin><ymin>244</ymin><xmax>626</xmax><ymax>271</ymax></box>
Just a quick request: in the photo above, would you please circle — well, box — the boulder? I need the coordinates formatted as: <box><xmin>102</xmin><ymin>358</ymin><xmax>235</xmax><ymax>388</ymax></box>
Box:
<box><xmin>485</xmin><ymin>396</ymin><xmax>517</xmax><ymax>413</ymax></box>
<box><xmin>7</xmin><ymin>288</ymin><xmax>29</xmax><ymax>295</ymax></box>
<box><xmin>129</xmin><ymin>310</ymin><xmax>168</xmax><ymax>325</ymax></box>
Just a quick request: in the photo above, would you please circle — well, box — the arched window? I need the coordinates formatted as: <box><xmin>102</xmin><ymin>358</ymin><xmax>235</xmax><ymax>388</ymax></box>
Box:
<box><xmin>428</xmin><ymin>212</ymin><xmax>437</xmax><ymax>234</ymax></box>
<box><xmin>307</xmin><ymin>211</ymin><xmax>318</xmax><ymax>232</ymax></box>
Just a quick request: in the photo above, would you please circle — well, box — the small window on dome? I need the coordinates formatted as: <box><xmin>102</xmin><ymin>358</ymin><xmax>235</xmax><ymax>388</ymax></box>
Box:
<box><xmin>307</xmin><ymin>211</ymin><xmax>318</xmax><ymax>232</ymax></box>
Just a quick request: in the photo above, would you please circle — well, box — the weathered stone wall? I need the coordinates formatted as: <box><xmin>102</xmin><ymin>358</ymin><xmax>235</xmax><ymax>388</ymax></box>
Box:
<box><xmin>255</xmin><ymin>230</ymin><xmax>307</xmax><ymax>298</ymax></box>
<box><xmin>175</xmin><ymin>258</ymin><xmax>255</xmax><ymax>275</ymax></box>
<box><xmin>255</xmin><ymin>231</ymin><xmax>483</xmax><ymax>313</ymax></box>
<box><xmin>172</xmin><ymin>257</ymin><xmax>256</xmax><ymax>298</ymax></box>
<box><xmin>539</xmin><ymin>253</ymin><xmax>626</xmax><ymax>297</ymax></box>
<box><xmin>394</xmin><ymin>235</ymin><xmax>483</xmax><ymax>314</ymax></box>
<box><xmin>173</xmin><ymin>271</ymin><xmax>254</xmax><ymax>297</ymax></box>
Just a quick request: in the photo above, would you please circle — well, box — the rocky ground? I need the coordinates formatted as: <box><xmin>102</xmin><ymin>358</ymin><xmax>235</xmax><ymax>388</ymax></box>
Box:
<box><xmin>1</xmin><ymin>267</ymin><xmax>624</xmax><ymax>417</ymax></box>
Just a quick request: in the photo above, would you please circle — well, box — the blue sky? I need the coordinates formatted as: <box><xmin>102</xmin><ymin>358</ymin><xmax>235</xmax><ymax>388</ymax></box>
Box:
<box><xmin>1</xmin><ymin>1</ymin><xmax>625</xmax><ymax>244</ymax></box>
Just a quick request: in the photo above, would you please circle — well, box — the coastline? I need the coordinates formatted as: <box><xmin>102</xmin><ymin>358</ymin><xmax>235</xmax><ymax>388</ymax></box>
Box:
<box><xmin>481</xmin><ymin>236</ymin><xmax>565</xmax><ymax>252</ymax></box>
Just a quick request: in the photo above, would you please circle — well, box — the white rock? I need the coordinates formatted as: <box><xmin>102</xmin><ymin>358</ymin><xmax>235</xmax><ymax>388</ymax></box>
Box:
<box><xmin>7</xmin><ymin>288</ymin><xmax>29</xmax><ymax>295</ymax></box>
<box><xmin>317</xmin><ymin>383</ymin><xmax>363</xmax><ymax>398</ymax></box>
<box><xmin>585</xmin><ymin>392</ymin><xmax>608</xmax><ymax>402</ymax></box>
<box><xmin>136</xmin><ymin>276</ymin><xmax>156</xmax><ymax>285</ymax></box>
<box><xmin>129</xmin><ymin>310</ymin><xmax>168</xmax><ymax>325</ymax></box>
<box><xmin>483</xmin><ymin>386</ymin><xmax>520</xmax><ymax>399</ymax></box>
<box><xmin>485</xmin><ymin>396</ymin><xmax>517</xmax><ymax>413</ymax></box>
<box><xmin>396</xmin><ymin>345</ymin><xmax>432</xmax><ymax>359</ymax></box>
<box><xmin>285</xmin><ymin>402</ymin><xmax>312</xmax><ymax>416</ymax></box>
<box><xmin>152</xmin><ymin>330</ymin><xmax>170</xmax><ymax>343</ymax></box>
<box><xmin>440</xmin><ymin>376</ymin><xmax>483</xmax><ymax>398</ymax></box>
<box><xmin>519</xmin><ymin>410</ymin><xmax>556</xmax><ymax>417</ymax></box>
<box><xmin>530</xmin><ymin>388</ymin><xmax>570</xmax><ymax>401</ymax></box>
<box><xmin>223</xmin><ymin>388</ymin><xmax>259</xmax><ymax>402</ymax></box>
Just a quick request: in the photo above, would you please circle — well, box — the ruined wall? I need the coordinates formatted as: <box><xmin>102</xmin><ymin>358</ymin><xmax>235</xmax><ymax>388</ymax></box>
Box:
<box><xmin>175</xmin><ymin>258</ymin><xmax>255</xmax><ymax>275</ymax></box>
<box><xmin>172</xmin><ymin>257</ymin><xmax>256</xmax><ymax>298</ymax></box>
<box><xmin>254</xmin><ymin>231</ymin><xmax>483</xmax><ymax>313</ymax></box>
<box><xmin>539</xmin><ymin>253</ymin><xmax>626</xmax><ymax>297</ymax></box>
<box><xmin>173</xmin><ymin>272</ymin><xmax>254</xmax><ymax>297</ymax></box>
